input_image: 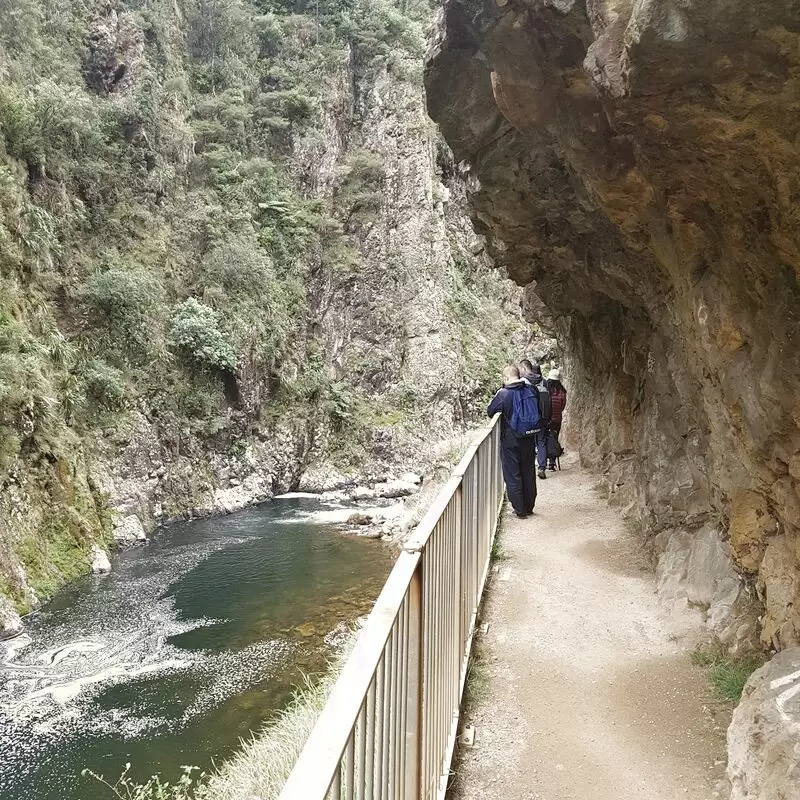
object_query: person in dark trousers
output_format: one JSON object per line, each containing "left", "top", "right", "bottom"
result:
{"left": 519, "top": 360, "right": 551, "bottom": 480}
{"left": 487, "top": 365, "right": 538, "bottom": 518}
{"left": 546, "top": 368, "right": 567, "bottom": 469}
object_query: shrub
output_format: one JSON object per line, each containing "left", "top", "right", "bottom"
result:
{"left": 344, "top": 150, "right": 386, "bottom": 187}
{"left": 181, "top": 388, "right": 219, "bottom": 419}
{"left": 80, "top": 267, "right": 162, "bottom": 350}
{"left": 169, "top": 298, "right": 237, "bottom": 372}
{"left": 338, "top": 150, "right": 385, "bottom": 222}
{"left": 82, "top": 764, "right": 201, "bottom": 800}
{"left": 201, "top": 240, "right": 275, "bottom": 296}
{"left": 79, "top": 359, "right": 127, "bottom": 411}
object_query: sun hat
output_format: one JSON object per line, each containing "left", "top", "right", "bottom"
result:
{"left": 548, "top": 368, "right": 561, "bottom": 381}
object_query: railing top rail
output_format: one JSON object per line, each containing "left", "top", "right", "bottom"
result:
{"left": 278, "top": 415, "right": 502, "bottom": 800}
{"left": 403, "top": 415, "right": 499, "bottom": 555}
{"left": 452, "top": 414, "right": 500, "bottom": 479}
{"left": 279, "top": 550, "right": 421, "bottom": 799}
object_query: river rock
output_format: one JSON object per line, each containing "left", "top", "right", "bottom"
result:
{"left": 400, "top": 472, "right": 422, "bottom": 486}
{"left": 728, "top": 648, "right": 800, "bottom": 800}
{"left": 350, "top": 486, "right": 376, "bottom": 501}
{"left": 347, "top": 513, "right": 373, "bottom": 526}
{"left": 0, "top": 595, "right": 23, "bottom": 640}
{"left": 374, "top": 480, "right": 419, "bottom": 499}
{"left": 91, "top": 545, "right": 112, "bottom": 574}
{"left": 113, "top": 514, "right": 148, "bottom": 547}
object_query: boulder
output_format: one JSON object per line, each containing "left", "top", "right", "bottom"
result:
{"left": 655, "top": 524, "right": 760, "bottom": 651}
{"left": 0, "top": 596, "right": 23, "bottom": 640}
{"left": 728, "top": 648, "right": 800, "bottom": 800}
{"left": 113, "top": 514, "right": 148, "bottom": 547}
{"left": 374, "top": 480, "right": 418, "bottom": 499}
{"left": 347, "top": 513, "right": 373, "bottom": 526}
{"left": 357, "top": 529, "right": 383, "bottom": 540}
{"left": 400, "top": 471, "right": 423, "bottom": 486}
{"left": 91, "top": 545, "right": 112, "bottom": 575}
{"left": 350, "top": 486, "right": 376, "bottom": 501}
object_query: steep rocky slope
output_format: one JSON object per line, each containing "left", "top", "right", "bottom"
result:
{"left": 425, "top": 1, "right": 800, "bottom": 793}
{"left": 0, "top": 0, "right": 536, "bottom": 633}
{"left": 426, "top": 0, "right": 800, "bottom": 651}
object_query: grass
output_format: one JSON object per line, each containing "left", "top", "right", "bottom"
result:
{"left": 691, "top": 641, "right": 765, "bottom": 703}
{"left": 197, "top": 667, "right": 338, "bottom": 799}
{"left": 490, "top": 535, "right": 509, "bottom": 563}
{"left": 489, "top": 515, "right": 509, "bottom": 563}
{"left": 463, "top": 651, "right": 490, "bottom": 706}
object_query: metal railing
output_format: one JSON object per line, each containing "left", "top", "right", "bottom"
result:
{"left": 279, "top": 415, "right": 504, "bottom": 800}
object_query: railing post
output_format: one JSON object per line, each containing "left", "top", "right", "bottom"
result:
{"left": 405, "top": 562, "right": 424, "bottom": 800}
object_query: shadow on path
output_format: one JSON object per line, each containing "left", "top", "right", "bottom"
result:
{"left": 449, "top": 455, "right": 730, "bottom": 800}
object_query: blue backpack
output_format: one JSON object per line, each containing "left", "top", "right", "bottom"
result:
{"left": 509, "top": 385, "right": 541, "bottom": 437}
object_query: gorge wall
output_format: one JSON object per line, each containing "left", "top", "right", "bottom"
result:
{"left": 0, "top": 0, "right": 537, "bottom": 633}
{"left": 425, "top": 0, "right": 800, "bottom": 653}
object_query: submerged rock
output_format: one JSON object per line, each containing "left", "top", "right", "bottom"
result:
{"left": 728, "top": 649, "right": 800, "bottom": 800}
{"left": 347, "top": 513, "right": 373, "bottom": 526}
{"left": 0, "top": 596, "right": 23, "bottom": 640}
{"left": 91, "top": 546, "right": 112, "bottom": 575}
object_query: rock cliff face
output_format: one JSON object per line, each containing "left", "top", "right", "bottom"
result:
{"left": 0, "top": 0, "right": 537, "bottom": 630}
{"left": 425, "top": 0, "right": 800, "bottom": 653}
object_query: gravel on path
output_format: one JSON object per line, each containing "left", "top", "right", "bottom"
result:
{"left": 449, "top": 455, "right": 731, "bottom": 800}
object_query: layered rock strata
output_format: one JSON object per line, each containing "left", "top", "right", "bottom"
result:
{"left": 425, "top": 0, "right": 800, "bottom": 652}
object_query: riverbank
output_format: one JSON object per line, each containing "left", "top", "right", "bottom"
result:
{"left": 0, "top": 428, "right": 475, "bottom": 642}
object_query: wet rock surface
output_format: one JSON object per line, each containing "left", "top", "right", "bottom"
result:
{"left": 425, "top": 0, "right": 800, "bottom": 648}
{"left": 90, "top": 546, "right": 111, "bottom": 575}
{"left": 0, "top": 597, "right": 22, "bottom": 641}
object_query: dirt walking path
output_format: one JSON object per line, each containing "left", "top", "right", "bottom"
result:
{"left": 450, "top": 455, "right": 730, "bottom": 800}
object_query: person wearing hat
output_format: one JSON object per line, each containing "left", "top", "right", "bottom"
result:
{"left": 546, "top": 368, "right": 567, "bottom": 470}
{"left": 518, "top": 359, "right": 551, "bottom": 480}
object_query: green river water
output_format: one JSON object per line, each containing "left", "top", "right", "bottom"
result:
{"left": 0, "top": 496, "right": 393, "bottom": 800}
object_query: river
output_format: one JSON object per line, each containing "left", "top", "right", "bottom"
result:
{"left": 0, "top": 496, "right": 395, "bottom": 800}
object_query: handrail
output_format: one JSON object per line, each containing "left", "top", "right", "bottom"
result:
{"left": 279, "top": 415, "right": 504, "bottom": 800}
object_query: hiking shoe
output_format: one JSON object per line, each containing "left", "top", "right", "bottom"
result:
{"left": 537, "top": 469, "right": 547, "bottom": 479}
{"left": 548, "top": 464, "right": 557, "bottom": 471}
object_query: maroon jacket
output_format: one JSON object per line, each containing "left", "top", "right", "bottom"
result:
{"left": 549, "top": 383, "right": 567, "bottom": 426}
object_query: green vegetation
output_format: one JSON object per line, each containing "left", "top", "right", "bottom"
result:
{"left": 0, "top": 0, "right": 529, "bottom": 609}
{"left": 691, "top": 641, "right": 765, "bottom": 703}
{"left": 82, "top": 765, "right": 202, "bottom": 800}
{"left": 464, "top": 650, "right": 490, "bottom": 705}
{"left": 446, "top": 242, "right": 526, "bottom": 416}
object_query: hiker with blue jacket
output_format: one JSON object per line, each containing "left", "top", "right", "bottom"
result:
{"left": 487, "top": 365, "right": 540, "bottom": 519}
